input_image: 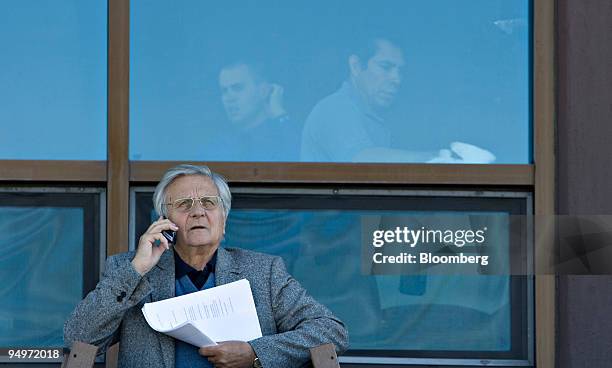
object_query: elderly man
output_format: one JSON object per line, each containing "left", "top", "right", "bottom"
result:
{"left": 64, "top": 164, "right": 348, "bottom": 367}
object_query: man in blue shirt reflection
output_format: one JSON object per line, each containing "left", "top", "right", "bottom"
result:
{"left": 301, "top": 37, "right": 495, "bottom": 163}
{"left": 301, "top": 37, "right": 414, "bottom": 162}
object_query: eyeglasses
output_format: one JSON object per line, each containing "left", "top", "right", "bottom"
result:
{"left": 164, "top": 196, "right": 222, "bottom": 213}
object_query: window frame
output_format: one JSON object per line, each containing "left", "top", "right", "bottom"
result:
{"left": 0, "top": 0, "right": 555, "bottom": 366}
{"left": 131, "top": 186, "right": 534, "bottom": 366}
{"left": 0, "top": 186, "right": 106, "bottom": 363}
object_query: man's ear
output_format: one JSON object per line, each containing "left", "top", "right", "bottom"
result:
{"left": 348, "top": 55, "right": 363, "bottom": 77}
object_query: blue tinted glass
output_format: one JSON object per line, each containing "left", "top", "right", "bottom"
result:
{"left": 0, "top": 207, "right": 84, "bottom": 347}
{"left": 131, "top": 0, "right": 530, "bottom": 163}
{"left": 0, "top": 1, "right": 107, "bottom": 160}
{"left": 224, "top": 210, "right": 511, "bottom": 351}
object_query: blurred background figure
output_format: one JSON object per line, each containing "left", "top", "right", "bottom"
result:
{"left": 215, "top": 61, "right": 301, "bottom": 161}
{"left": 301, "top": 37, "right": 408, "bottom": 162}
{"left": 216, "top": 61, "right": 303, "bottom": 275}
{"left": 301, "top": 36, "right": 495, "bottom": 163}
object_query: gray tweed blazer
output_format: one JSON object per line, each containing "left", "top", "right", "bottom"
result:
{"left": 64, "top": 247, "right": 348, "bottom": 368}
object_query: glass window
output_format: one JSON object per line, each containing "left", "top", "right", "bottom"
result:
{"left": 0, "top": 0, "right": 107, "bottom": 160}
{"left": 130, "top": 0, "right": 530, "bottom": 163}
{"left": 133, "top": 188, "right": 532, "bottom": 364}
{"left": 0, "top": 189, "right": 102, "bottom": 354}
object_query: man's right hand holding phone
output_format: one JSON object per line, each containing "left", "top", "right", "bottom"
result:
{"left": 131, "top": 216, "right": 179, "bottom": 276}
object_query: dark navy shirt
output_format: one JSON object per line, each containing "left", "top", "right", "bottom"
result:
{"left": 173, "top": 249, "right": 218, "bottom": 368}
{"left": 174, "top": 249, "right": 217, "bottom": 290}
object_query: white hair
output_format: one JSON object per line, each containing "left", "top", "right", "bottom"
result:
{"left": 152, "top": 164, "right": 231, "bottom": 219}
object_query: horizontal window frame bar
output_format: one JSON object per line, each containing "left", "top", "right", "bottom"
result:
{"left": 0, "top": 160, "right": 107, "bottom": 181}
{"left": 130, "top": 162, "right": 534, "bottom": 186}
{"left": 0, "top": 161, "right": 534, "bottom": 186}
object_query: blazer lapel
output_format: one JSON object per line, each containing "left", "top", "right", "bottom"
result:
{"left": 215, "top": 247, "right": 241, "bottom": 286}
{"left": 148, "top": 249, "right": 175, "bottom": 301}
{"left": 145, "top": 249, "right": 175, "bottom": 368}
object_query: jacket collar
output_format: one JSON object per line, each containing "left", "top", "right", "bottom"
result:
{"left": 215, "top": 246, "right": 241, "bottom": 286}
{"left": 154, "top": 247, "right": 174, "bottom": 271}
{"left": 147, "top": 246, "right": 242, "bottom": 299}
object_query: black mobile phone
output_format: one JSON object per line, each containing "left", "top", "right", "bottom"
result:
{"left": 161, "top": 229, "right": 176, "bottom": 245}
{"left": 161, "top": 217, "right": 176, "bottom": 245}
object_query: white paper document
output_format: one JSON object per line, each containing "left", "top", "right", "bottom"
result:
{"left": 141, "top": 279, "right": 263, "bottom": 347}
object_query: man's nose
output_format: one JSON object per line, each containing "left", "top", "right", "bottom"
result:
{"left": 189, "top": 201, "right": 208, "bottom": 216}
{"left": 389, "top": 68, "right": 401, "bottom": 85}
{"left": 222, "top": 92, "right": 236, "bottom": 103}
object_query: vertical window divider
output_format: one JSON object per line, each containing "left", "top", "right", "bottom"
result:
{"left": 534, "top": 0, "right": 556, "bottom": 367}
{"left": 108, "top": 0, "right": 130, "bottom": 257}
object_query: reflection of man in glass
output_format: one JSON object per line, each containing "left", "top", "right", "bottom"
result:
{"left": 347, "top": 39, "right": 403, "bottom": 114}
{"left": 301, "top": 37, "right": 408, "bottom": 162}
{"left": 301, "top": 37, "right": 495, "bottom": 163}
{"left": 217, "top": 62, "right": 300, "bottom": 161}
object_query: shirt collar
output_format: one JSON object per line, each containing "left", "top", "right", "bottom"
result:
{"left": 174, "top": 249, "right": 217, "bottom": 279}
{"left": 341, "top": 80, "right": 384, "bottom": 123}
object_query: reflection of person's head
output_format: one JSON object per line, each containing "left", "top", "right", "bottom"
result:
{"left": 349, "top": 38, "right": 405, "bottom": 111}
{"left": 219, "top": 62, "right": 272, "bottom": 127}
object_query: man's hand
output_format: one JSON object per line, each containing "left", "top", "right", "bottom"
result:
{"left": 198, "top": 341, "right": 256, "bottom": 368}
{"left": 131, "top": 216, "right": 178, "bottom": 276}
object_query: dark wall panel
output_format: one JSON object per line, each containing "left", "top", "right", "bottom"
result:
{"left": 557, "top": 1, "right": 612, "bottom": 367}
